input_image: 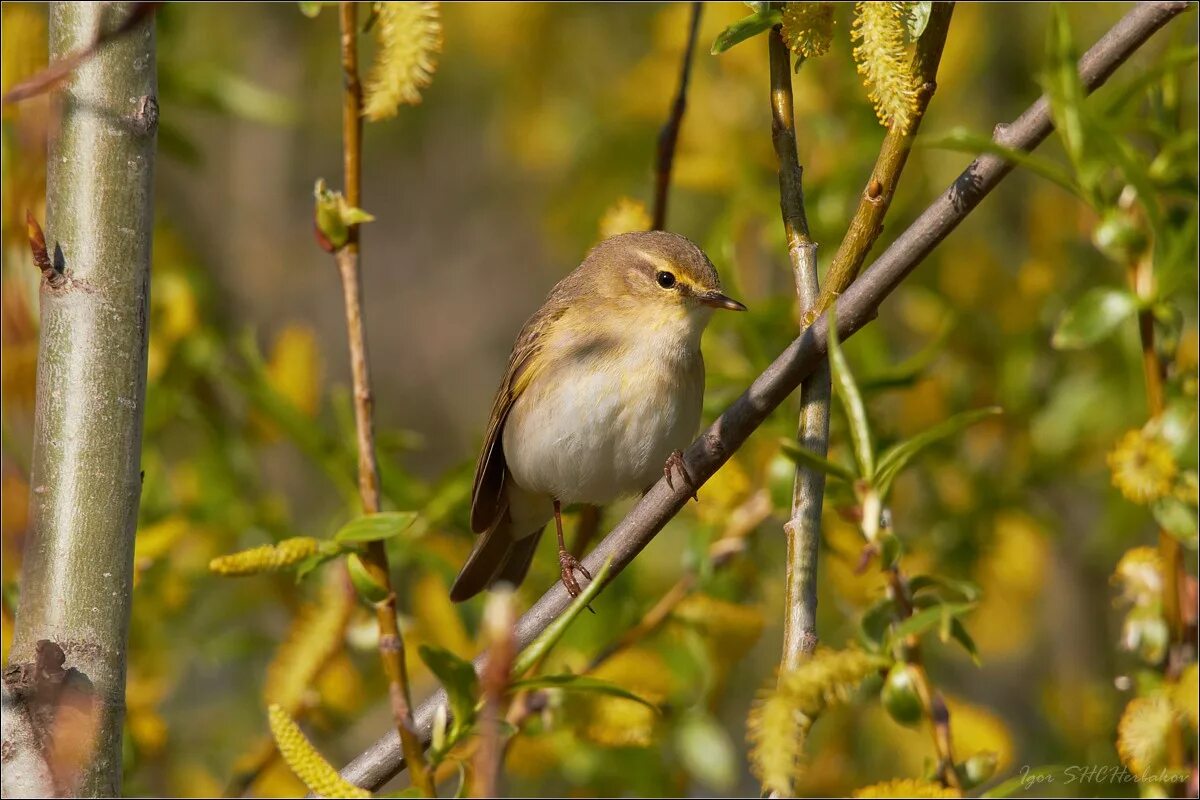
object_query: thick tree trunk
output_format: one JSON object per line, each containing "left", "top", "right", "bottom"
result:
{"left": 7, "top": 4, "right": 156, "bottom": 796}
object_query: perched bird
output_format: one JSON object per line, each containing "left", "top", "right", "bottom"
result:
{"left": 450, "top": 231, "right": 745, "bottom": 602}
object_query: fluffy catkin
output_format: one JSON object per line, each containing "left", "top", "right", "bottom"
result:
{"left": 208, "top": 537, "right": 320, "bottom": 576}
{"left": 851, "top": 2, "right": 922, "bottom": 133}
{"left": 363, "top": 2, "right": 443, "bottom": 120}
{"left": 268, "top": 705, "right": 372, "bottom": 799}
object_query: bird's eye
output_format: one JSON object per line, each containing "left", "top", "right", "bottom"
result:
{"left": 655, "top": 271, "right": 677, "bottom": 289}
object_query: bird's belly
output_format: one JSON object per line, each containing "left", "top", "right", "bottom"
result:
{"left": 503, "top": 353, "right": 701, "bottom": 505}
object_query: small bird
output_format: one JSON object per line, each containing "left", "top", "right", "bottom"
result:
{"left": 450, "top": 231, "right": 746, "bottom": 602}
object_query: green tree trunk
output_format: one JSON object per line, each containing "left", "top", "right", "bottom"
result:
{"left": 8, "top": 4, "right": 156, "bottom": 796}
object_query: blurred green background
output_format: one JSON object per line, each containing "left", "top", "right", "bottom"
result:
{"left": 1, "top": 2, "right": 1196, "bottom": 797}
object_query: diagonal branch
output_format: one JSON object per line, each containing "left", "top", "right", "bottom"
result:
{"left": 329, "top": 2, "right": 1192, "bottom": 790}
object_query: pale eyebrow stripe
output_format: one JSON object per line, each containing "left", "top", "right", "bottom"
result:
{"left": 633, "top": 249, "right": 672, "bottom": 273}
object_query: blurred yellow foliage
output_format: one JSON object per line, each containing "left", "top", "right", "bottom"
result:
{"left": 971, "top": 511, "right": 1048, "bottom": 658}
{"left": 266, "top": 325, "right": 323, "bottom": 418}
{"left": 598, "top": 197, "right": 651, "bottom": 240}
{"left": 265, "top": 574, "right": 355, "bottom": 715}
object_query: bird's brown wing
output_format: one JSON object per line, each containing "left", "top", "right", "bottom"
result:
{"left": 469, "top": 301, "right": 567, "bottom": 533}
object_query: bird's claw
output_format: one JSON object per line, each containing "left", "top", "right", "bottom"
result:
{"left": 664, "top": 449, "right": 698, "bottom": 501}
{"left": 558, "top": 550, "right": 595, "bottom": 613}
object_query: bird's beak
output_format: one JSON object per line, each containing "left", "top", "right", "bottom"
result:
{"left": 699, "top": 291, "right": 747, "bottom": 311}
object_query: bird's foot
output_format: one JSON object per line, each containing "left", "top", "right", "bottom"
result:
{"left": 664, "top": 449, "right": 698, "bottom": 501}
{"left": 558, "top": 550, "right": 595, "bottom": 612}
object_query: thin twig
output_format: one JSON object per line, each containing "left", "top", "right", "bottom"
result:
{"left": 652, "top": 1, "right": 703, "bottom": 231}
{"left": 329, "top": 5, "right": 1192, "bottom": 789}
{"left": 471, "top": 591, "right": 516, "bottom": 798}
{"left": 806, "top": 2, "right": 956, "bottom": 324}
{"left": 886, "top": 566, "right": 961, "bottom": 789}
{"left": 1, "top": 3, "right": 161, "bottom": 106}
{"left": 334, "top": 2, "right": 432, "bottom": 795}
{"left": 768, "top": 24, "right": 829, "bottom": 670}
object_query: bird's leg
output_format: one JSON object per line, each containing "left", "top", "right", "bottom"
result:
{"left": 554, "top": 499, "right": 593, "bottom": 602}
{"left": 664, "top": 449, "right": 699, "bottom": 501}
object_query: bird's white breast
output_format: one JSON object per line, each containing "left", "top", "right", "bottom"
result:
{"left": 503, "top": 317, "right": 705, "bottom": 508}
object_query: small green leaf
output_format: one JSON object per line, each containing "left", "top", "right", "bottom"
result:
{"left": 346, "top": 552, "right": 390, "bottom": 604}
{"left": 874, "top": 407, "right": 1002, "bottom": 499}
{"left": 878, "top": 532, "right": 903, "bottom": 569}
{"left": 419, "top": 645, "right": 480, "bottom": 739}
{"left": 779, "top": 439, "right": 857, "bottom": 482}
{"left": 827, "top": 304, "right": 875, "bottom": 479}
{"left": 512, "top": 557, "right": 613, "bottom": 678}
{"left": 908, "top": 574, "right": 982, "bottom": 603}
{"left": 860, "top": 598, "right": 894, "bottom": 648}
{"left": 508, "top": 674, "right": 657, "bottom": 709}
{"left": 891, "top": 601, "right": 975, "bottom": 642}
{"left": 293, "top": 541, "right": 344, "bottom": 583}
{"left": 298, "top": 1, "right": 324, "bottom": 18}
{"left": 710, "top": 8, "right": 782, "bottom": 55}
{"left": 313, "top": 178, "right": 375, "bottom": 251}
{"left": 1152, "top": 497, "right": 1198, "bottom": 546}
{"left": 904, "top": 2, "right": 933, "bottom": 39}
{"left": 1052, "top": 288, "right": 1138, "bottom": 350}
{"left": 949, "top": 618, "right": 982, "bottom": 666}
{"left": 674, "top": 712, "right": 738, "bottom": 791}
{"left": 334, "top": 511, "right": 420, "bottom": 544}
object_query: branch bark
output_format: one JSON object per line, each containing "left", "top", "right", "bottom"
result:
{"left": 7, "top": 4, "right": 156, "bottom": 796}
{"left": 330, "top": 2, "right": 1192, "bottom": 789}
{"left": 768, "top": 24, "right": 829, "bottom": 670}
{"left": 333, "top": 3, "right": 431, "bottom": 796}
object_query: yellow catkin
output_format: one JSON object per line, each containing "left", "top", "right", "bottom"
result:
{"left": 782, "top": 2, "right": 836, "bottom": 58}
{"left": 1107, "top": 428, "right": 1178, "bottom": 505}
{"left": 854, "top": 778, "right": 962, "bottom": 798}
{"left": 1116, "top": 695, "right": 1177, "bottom": 774}
{"left": 1111, "top": 546, "right": 1163, "bottom": 607}
{"left": 747, "top": 688, "right": 807, "bottom": 796}
{"left": 264, "top": 577, "right": 355, "bottom": 714}
{"left": 208, "top": 537, "right": 320, "bottom": 576}
{"left": 748, "top": 648, "right": 887, "bottom": 795}
{"left": 598, "top": 197, "right": 652, "bottom": 239}
{"left": 851, "top": 2, "right": 922, "bottom": 133}
{"left": 363, "top": 2, "right": 443, "bottom": 120}
{"left": 267, "top": 705, "right": 371, "bottom": 799}
{"left": 1172, "top": 663, "right": 1198, "bottom": 732}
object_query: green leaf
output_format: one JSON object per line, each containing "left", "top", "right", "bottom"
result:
{"left": 923, "top": 127, "right": 1082, "bottom": 198}
{"left": 710, "top": 8, "right": 782, "bottom": 55}
{"left": 874, "top": 407, "right": 1002, "bottom": 499}
{"left": 907, "top": 574, "right": 982, "bottom": 603}
{"left": 1105, "top": 45, "right": 1200, "bottom": 116}
{"left": 904, "top": 1, "right": 933, "bottom": 39}
{"left": 948, "top": 618, "right": 981, "bottom": 666}
{"left": 827, "top": 304, "right": 875, "bottom": 479}
{"left": 1051, "top": 287, "right": 1138, "bottom": 350}
{"left": 674, "top": 712, "right": 738, "bottom": 791}
{"left": 511, "top": 557, "right": 613, "bottom": 678}
{"left": 1152, "top": 497, "right": 1198, "bottom": 546}
{"left": 860, "top": 598, "right": 894, "bottom": 648}
{"left": 334, "top": 511, "right": 420, "bottom": 544}
{"left": 508, "top": 674, "right": 657, "bottom": 709}
{"left": 419, "top": 645, "right": 480, "bottom": 738}
{"left": 779, "top": 439, "right": 857, "bottom": 483}
{"left": 346, "top": 552, "right": 390, "bottom": 604}
{"left": 891, "top": 601, "right": 975, "bottom": 642}
{"left": 298, "top": 1, "right": 325, "bottom": 17}
{"left": 293, "top": 541, "right": 344, "bottom": 583}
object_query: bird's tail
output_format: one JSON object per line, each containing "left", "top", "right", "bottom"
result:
{"left": 449, "top": 510, "right": 544, "bottom": 602}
